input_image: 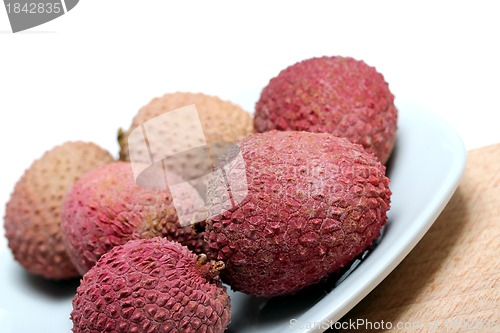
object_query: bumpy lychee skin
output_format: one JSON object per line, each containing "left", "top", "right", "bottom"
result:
{"left": 4, "top": 142, "right": 113, "bottom": 279}
{"left": 118, "top": 93, "right": 253, "bottom": 200}
{"left": 71, "top": 238, "right": 230, "bottom": 333}
{"left": 62, "top": 161, "right": 207, "bottom": 275}
{"left": 118, "top": 92, "right": 253, "bottom": 178}
{"left": 254, "top": 56, "right": 397, "bottom": 164}
{"left": 205, "top": 131, "right": 391, "bottom": 297}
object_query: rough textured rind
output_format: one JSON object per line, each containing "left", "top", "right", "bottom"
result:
{"left": 254, "top": 56, "right": 397, "bottom": 164}
{"left": 205, "top": 131, "right": 391, "bottom": 297}
{"left": 4, "top": 141, "right": 114, "bottom": 279}
{"left": 71, "top": 238, "right": 231, "bottom": 333}
{"left": 118, "top": 92, "right": 253, "bottom": 160}
{"left": 119, "top": 92, "right": 253, "bottom": 200}
{"left": 62, "top": 162, "right": 207, "bottom": 275}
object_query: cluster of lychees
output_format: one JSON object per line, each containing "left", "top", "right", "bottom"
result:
{"left": 4, "top": 56, "right": 396, "bottom": 333}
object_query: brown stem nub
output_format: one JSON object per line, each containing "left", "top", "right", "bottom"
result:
{"left": 195, "top": 254, "right": 226, "bottom": 280}
{"left": 196, "top": 254, "right": 208, "bottom": 267}
{"left": 210, "top": 260, "right": 225, "bottom": 277}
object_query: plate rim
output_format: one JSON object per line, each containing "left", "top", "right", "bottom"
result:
{"left": 289, "top": 101, "right": 467, "bottom": 333}
{"left": 0, "top": 101, "right": 467, "bottom": 333}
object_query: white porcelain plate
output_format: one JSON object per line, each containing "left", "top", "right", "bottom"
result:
{"left": 0, "top": 100, "right": 466, "bottom": 333}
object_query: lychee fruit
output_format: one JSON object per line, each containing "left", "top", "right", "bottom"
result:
{"left": 62, "top": 161, "right": 207, "bottom": 275}
{"left": 71, "top": 238, "right": 230, "bottom": 333}
{"left": 254, "top": 56, "right": 397, "bottom": 163}
{"left": 4, "top": 141, "right": 114, "bottom": 279}
{"left": 118, "top": 92, "right": 253, "bottom": 194}
{"left": 205, "top": 131, "right": 391, "bottom": 297}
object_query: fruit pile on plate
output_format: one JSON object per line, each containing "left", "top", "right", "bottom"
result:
{"left": 4, "top": 56, "right": 396, "bottom": 333}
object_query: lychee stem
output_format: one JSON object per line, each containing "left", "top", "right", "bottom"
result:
{"left": 117, "top": 128, "right": 127, "bottom": 161}
{"left": 211, "top": 261, "right": 225, "bottom": 276}
{"left": 195, "top": 254, "right": 225, "bottom": 279}
{"left": 196, "top": 253, "right": 208, "bottom": 266}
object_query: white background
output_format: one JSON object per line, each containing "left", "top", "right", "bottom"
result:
{"left": 0, "top": 1, "right": 499, "bottom": 250}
